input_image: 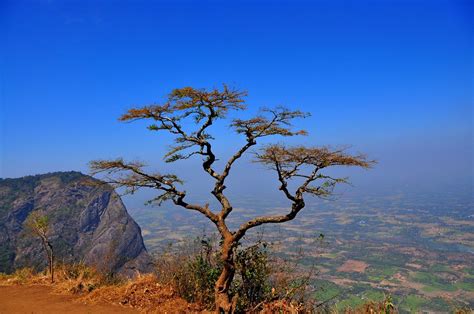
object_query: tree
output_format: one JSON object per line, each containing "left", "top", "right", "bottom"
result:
{"left": 24, "top": 211, "right": 54, "bottom": 283}
{"left": 90, "top": 85, "right": 374, "bottom": 313}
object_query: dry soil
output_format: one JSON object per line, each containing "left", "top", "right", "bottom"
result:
{"left": 0, "top": 285, "right": 138, "bottom": 314}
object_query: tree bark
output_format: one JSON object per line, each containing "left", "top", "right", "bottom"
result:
{"left": 41, "top": 239, "right": 54, "bottom": 283}
{"left": 47, "top": 242, "right": 54, "bottom": 283}
{"left": 214, "top": 240, "right": 237, "bottom": 313}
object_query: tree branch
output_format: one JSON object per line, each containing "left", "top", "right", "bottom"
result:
{"left": 232, "top": 144, "right": 376, "bottom": 240}
{"left": 213, "top": 107, "right": 309, "bottom": 218}
{"left": 233, "top": 200, "right": 305, "bottom": 241}
{"left": 93, "top": 86, "right": 375, "bottom": 249}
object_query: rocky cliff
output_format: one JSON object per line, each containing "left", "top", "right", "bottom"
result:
{"left": 0, "top": 171, "right": 153, "bottom": 276}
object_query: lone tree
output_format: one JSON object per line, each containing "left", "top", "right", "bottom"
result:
{"left": 90, "top": 85, "right": 374, "bottom": 313}
{"left": 24, "top": 211, "right": 54, "bottom": 283}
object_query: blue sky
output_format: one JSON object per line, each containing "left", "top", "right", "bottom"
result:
{"left": 1, "top": 1, "right": 472, "bottom": 203}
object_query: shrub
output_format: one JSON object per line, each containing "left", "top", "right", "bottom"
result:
{"left": 154, "top": 235, "right": 315, "bottom": 312}
{"left": 234, "top": 241, "right": 272, "bottom": 312}
{"left": 154, "top": 235, "right": 222, "bottom": 308}
{"left": 345, "top": 295, "right": 396, "bottom": 314}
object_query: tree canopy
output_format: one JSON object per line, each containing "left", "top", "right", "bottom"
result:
{"left": 90, "top": 85, "right": 374, "bottom": 312}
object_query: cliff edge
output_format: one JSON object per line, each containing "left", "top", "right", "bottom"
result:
{"left": 0, "top": 171, "right": 153, "bottom": 276}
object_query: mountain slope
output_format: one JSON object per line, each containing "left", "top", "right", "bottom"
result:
{"left": 0, "top": 171, "right": 152, "bottom": 275}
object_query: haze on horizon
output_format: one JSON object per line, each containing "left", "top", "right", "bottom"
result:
{"left": 1, "top": 1, "right": 472, "bottom": 207}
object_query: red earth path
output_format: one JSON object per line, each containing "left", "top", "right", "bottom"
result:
{"left": 0, "top": 285, "right": 138, "bottom": 314}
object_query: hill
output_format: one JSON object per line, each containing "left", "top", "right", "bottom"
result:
{"left": 0, "top": 171, "right": 152, "bottom": 276}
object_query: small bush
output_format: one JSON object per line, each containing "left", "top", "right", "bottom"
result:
{"left": 345, "top": 295, "right": 396, "bottom": 314}
{"left": 4, "top": 267, "right": 37, "bottom": 284}
{"left": 154, "top": 235, "right": 313, "bottom": 312}
{"left": 234, "top": 241, "right": 272, "bottom": 312}
{"left": 155, "top": 235, "right": 222, "bottom": 307}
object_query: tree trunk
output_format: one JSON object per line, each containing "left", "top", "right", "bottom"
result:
{"left": 47, "top": 242, "right": 54, "bottom": 283}
{"left": 214, "top": 241, "right": 237, "bottom": 313}
{"left": 42, "top": 240, "right": 54, "bottom": 283}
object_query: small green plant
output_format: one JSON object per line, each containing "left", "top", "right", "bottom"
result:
{"left": 154, "top": 235, "right": 275, "bottom": 311}
{"left": 182, "top": 251, "right": 221, "bottom": 305}
{"left": 155, "top": 235, "right": 222, "bottom": 308}
{"left": 13, "top": 267, "right": 36, "bottom": 284}
{"left": 24, "top": 211, "right": 54, "bottom": 283}
{"left": 234, "top": 241, "right": 272, "bottom": 312}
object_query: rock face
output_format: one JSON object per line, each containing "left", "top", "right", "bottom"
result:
{"left": 0, "top": 171, "right": 153, "bottom": 276}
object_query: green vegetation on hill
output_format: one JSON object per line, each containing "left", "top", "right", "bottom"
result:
{"left": 0, "top": 171, "right": 85, "bottom": 187}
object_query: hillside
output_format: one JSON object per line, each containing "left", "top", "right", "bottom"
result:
{"left": 0, "top": 171, "right": 152, "bottom": 276}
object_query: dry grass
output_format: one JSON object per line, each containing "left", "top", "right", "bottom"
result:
{"left": 0, "top": 263, "right": 400, "bottom": 313}
{"left": 260, "top": 299, "right": 310, "bottom": 313}
{"left": 81, "top": 274, "right": 205, "bottom": 313}
{"left": 0, "top": 267, "right": 43, "bottom": 285}
{"left": 0, "top": 264, "right": 203, "bottom": 313}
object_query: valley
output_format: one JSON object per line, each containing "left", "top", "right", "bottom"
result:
{"left": 129, "top": 186, "right": 474, "bottom": 313}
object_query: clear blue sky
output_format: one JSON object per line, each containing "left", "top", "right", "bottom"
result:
{"left": 1, "top": 1, "right": 472, "bottom": 201}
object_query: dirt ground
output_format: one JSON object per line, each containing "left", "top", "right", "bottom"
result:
{"left": 0, "top": 285, "right": 138, "bottom": 314}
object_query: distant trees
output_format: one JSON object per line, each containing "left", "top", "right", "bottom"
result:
{"left": 90, "top": 85, "right": 374, "bottom": 313}
{"left": 24, "top": 211, "right": 54, "bottom": 283}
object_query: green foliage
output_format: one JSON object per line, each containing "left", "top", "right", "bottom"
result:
{"left": 23, "top": 211, "right": 50, "bottom": 239}
{"left": 398, "top": 295, "right": 452, "bottom": 313}
{"left": 176, "top": 241, "right": 221, "bottom": 306}
{"left": 366, "top": 265, "right": 399, "bottom": 282}
{"left": 411, "top": 271, "right": 458, "bottom": 292}
{"left": 5, "top": 267, "right": 37, "bottom": 284}
{"left": 234, "top": 241, "right": 272, "bottom": 312}
{"left": 455, "top": 279, "right": 474, "bottom": 292}
{"left": 166, "top": 236, "right": 222, "bottom": 307}
{"left": 48, "top": 206, "right": 74, "bottom": 220}
{"left": 382, "top": 295, "right": 395, "bottom": 313}
{"left": 462, "top": 267, "right": 474, "bottom": 278}
{"left": 57, "top": 171, "right": 83, "bottom": 184}
{"left": 429, "top": 264, "right": 450, "bottom": 272}
{"left": 0, "top": 177, "right": 36, "bottom": 219}
{"left": 400, "top": 295, "right": 428, "bottom": 312}
{"left": 0, "top": 243, "right": 14, "bottom": 273}
{"left": 0, "top": 172, "right": 82, "bottom": 197}
{"left": 155, "top": 236, "right": 275, "bottom": 312}
{"left": 313, "top": 279, "right": 341, "bottom": 303}
{"left": 362, "top": 290, "right": 385, "bottom": 301}
{"left": 335, "top": 293, "right": 396, "bottom": 313}
{"left": 356, "top": 295, "right": 395, "bottom": 314}
{"left": 172, "top": 238, "right": 274, "bottom": 311}
{"left": 61, "top": 262, "right": 96, "bottom": 280}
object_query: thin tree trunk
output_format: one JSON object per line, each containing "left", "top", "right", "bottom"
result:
{"left": 47, "top": 242, "right": 54, "bottom": 283}
{"left": 214, "top": 241, "right": 237, "bottom": 313}
{"left": 41, "top": 239, "right": 54, "bottom": 283}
